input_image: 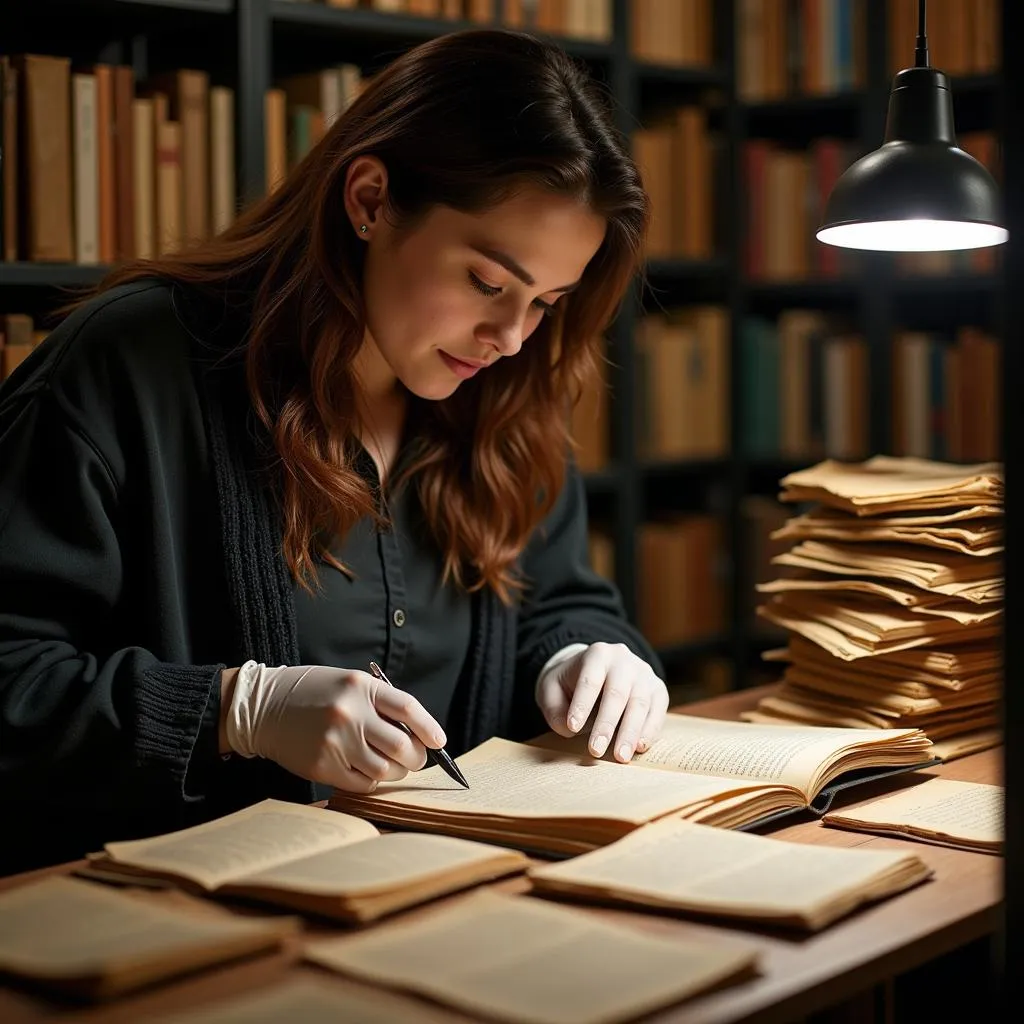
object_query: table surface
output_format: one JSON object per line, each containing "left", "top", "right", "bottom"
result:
{"left": 0, "top": 684, "right": 1004, "bottom": 1024}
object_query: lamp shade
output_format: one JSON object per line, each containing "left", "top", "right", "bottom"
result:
{"left": 817, "top": 67, "right": 1007, "bottom": 251}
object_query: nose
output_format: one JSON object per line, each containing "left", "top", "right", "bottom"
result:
{"left": 480, "top": 309, "right": 527, "bottom": 359}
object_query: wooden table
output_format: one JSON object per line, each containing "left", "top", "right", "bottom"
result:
{"left": 0, "top": 684, "right": 1003, "bottom": 1023}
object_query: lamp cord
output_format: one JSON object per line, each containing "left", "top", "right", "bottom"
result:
{"left": 915, "top": 0, "right": 929, "bottom": 67}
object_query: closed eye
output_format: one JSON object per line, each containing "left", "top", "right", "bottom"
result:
{"left": 468, "top": 271, "right": 557, "bottom": 318}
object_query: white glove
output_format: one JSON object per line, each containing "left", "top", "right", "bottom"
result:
{"left": 224, "top": 661, "right": 447, "bottom": 793}
{"left": 535, "top": 642, "right": 669, "bottom": 763}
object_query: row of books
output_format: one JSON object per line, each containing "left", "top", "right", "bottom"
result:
{"left": 742, "top": 315, "right": 1002, "bottom": 464}
{"left": 569, "top": 310, "right": 1002, "bottom": 472}
{"left": 569, "top": 306, "right": 729, "bottom": 471}
{"left": 737, "top": 0, "right": 866, "bottom": 101}
{"left": 635, "top": 308, "right": 729, "bottom": 461}
{"left": 0, "top": 56, "right": 233, "bottom": 265}
{"left": 637, "top": 514, "right": 727, "bottom": 647}
{"left": 891, "top": 327, "right": 1001, "bottom": 464}
{"left": 1, "top": 49, "right": 1001, "bottom": 280}
{"left": 744, "top": 137, "right": 855, "bottom": 281}
{"left": 634, "top": 108, "right": 720, "bottom": 261}
{"left": 738, "top": 0, "right": 1000, "bottom": 104}
{"left": 887, "top": 0, "right": 1000, "bottom": 77}
{"left": 630, "top": 0, "right": 713, "bottom": 67}
{"left": 266, "top": 65, "right": 365, "bottom": 191}
{"left": 742, "top": 312, "right": 869, "bottom": 462}
{"left": 281, "top": 0, "right": 614, "bottom": 42}
{"left": 590, "top": 493, "right": 790, "bottom": 646}
{"left": 744, "top": 133, "right": 998, "bottom": 281}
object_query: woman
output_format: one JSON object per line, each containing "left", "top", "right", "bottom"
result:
{"left": 0, "top": 29, "right": 667, "bottom": 874}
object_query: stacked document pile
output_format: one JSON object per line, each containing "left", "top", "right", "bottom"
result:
{"left": 746, "top": 456, "right": 1003, "bottom": 761}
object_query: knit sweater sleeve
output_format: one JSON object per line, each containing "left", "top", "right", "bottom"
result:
{"left": 514, "top": 461, "right": 664, "bottom": 703}
{"left": 0, "top": 381, "right": 221, "bottom": 814}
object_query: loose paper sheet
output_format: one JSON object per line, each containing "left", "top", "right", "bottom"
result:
{"left": 929, "top": 729, "right": 1002, "bottom": 761}
{"left": 779, "top": 456, "right": 1002, "bottom": 514}
{"left": 306, "top": 891, "right": 758, "bottom": 1024}
{"left": 0, "top": 877, "right": 285, "bottom": 977}
{"left": 824, "top": 778, "right": 1003, "bottom": 851}
{"left": 772, "top": 510, "right": 1003, "bottom": 555}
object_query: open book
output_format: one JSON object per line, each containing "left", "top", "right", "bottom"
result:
{"left": 305, "top": 890, "right": 759, "bottom": 1024}
{"left": 822, "top": 777, "right": 1003, "bottom": 854}
{"left": 0, "top": 876, "right": 296, "bottom": 1000}
{"left": 82, "top": 799, "right": 527, "bottom": 923}
{"left": 528, "top": 818, "right": 932, "bottom": 932}
{"left": 328, "top": 714, "right": 936, "bottom": 857}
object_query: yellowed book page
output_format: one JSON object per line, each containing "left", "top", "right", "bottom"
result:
{"left": 758, "top": 575, "right": 943, "bottom": 607}
{"left": 777, "top": 592, "right": 1001, "bottom": 633}
{"left": 152, "top": 978, "right": 452, "bottom": 1023}
{"left": 771, "top": 511, "right": 1002, "bottom": 555}
{"left": 757, "top": 600, "right": 944, "bottom": 660}
{"left": 786, "top": 540, "right": 1000, "bottom": 585}
{"left": 772, "top": 550, "right": 1001, "bottom": 603}
{"left": 337, "top": 737, "right": 758, "bottom": 824}
{"left": 529, "top": 818, "right": 931, "bottom": 930}
{"left": 105, "top": 799, "right": 379, "bottom": 890}
{"left": 306, "top": 891, "right": 758, "bottom": 1024}
{"left": 782, "top": 673, "right": 998, "bottom": 715}
{"left": 768, "top": 595, "right": 980, "bottom": 640}
{"left": 823, "top": 778, "right": 1004, "bottom": 851}
{"left": 930, "top": 729, "right": 1002, "bottom": 761}
{"left": 773, "top": 529, "right": 1001, "bottom": 557}
{"left": 776, "top": 504, "right": 1002, "bottom": 528}
{"left": 0, "top": 877, "right": 288, "bottom": 981}
{"left": 779, "top": 456, "right": 1002, "bottom": 506}
{"left": 236, "top": 832, "right": 525, "bottom": 896}
{"left": 544, "top": 713, "right": 929, "bottom": 799}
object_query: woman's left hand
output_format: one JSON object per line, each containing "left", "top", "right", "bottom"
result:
{"left": 535, "top": 642, "right": 669, "bottom": 763}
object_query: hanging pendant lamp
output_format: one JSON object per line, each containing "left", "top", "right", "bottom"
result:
{"left": 816, "top": 0, "right": 1007, "bottom": 252}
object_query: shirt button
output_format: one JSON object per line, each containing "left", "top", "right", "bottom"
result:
{"left": 393, "top": 608, "right": 406, "bottom": 628}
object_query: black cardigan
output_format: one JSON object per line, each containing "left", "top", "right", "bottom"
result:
{"left": 0, "top": 281, "right": 661, "bottom": 873}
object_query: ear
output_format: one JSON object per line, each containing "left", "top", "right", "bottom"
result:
{"left": 343, "top": 155, "right": 389, "bottom": 239}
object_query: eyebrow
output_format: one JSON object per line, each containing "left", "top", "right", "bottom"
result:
{"left": 471, "top": 245, "right": 581, "bottom": 294}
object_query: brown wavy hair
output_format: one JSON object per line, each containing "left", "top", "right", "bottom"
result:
{"left": 82, "top": 29, "right": 648, "bottom": 603}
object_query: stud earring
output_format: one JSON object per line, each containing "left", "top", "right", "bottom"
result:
{"left": 359, "top": 224, "right": 368, "bottom": 234}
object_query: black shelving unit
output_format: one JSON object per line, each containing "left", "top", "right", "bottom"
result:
{"left": 0, "top": 0, "right": 1003, "bottom": 689}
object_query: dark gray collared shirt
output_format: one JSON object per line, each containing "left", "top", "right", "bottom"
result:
{"left": 293, "top": 445, "right": 472, "bottom": 731}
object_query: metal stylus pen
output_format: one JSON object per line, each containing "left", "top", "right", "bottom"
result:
{"left": 369, "top": 661, "right": 470, "bottom": 789}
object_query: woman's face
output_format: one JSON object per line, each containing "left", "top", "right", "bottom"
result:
{"left": 360, "top": 186, "right": 607, "bottom": 400}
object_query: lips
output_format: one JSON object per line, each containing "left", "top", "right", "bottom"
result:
{"left": 440, "top": 351, "right": 490, "bottom": 379}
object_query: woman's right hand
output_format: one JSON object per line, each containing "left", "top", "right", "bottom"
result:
{"left": 219, "top": 662, "right": 447, "bottom": 793}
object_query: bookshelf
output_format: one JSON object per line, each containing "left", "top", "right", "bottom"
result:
{"left": 0, "top": 0, "right": 1003, "bottom": 694}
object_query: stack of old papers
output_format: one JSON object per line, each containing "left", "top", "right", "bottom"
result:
{"left": 747, "top": 456, "right": 1002, "bottom": 761}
